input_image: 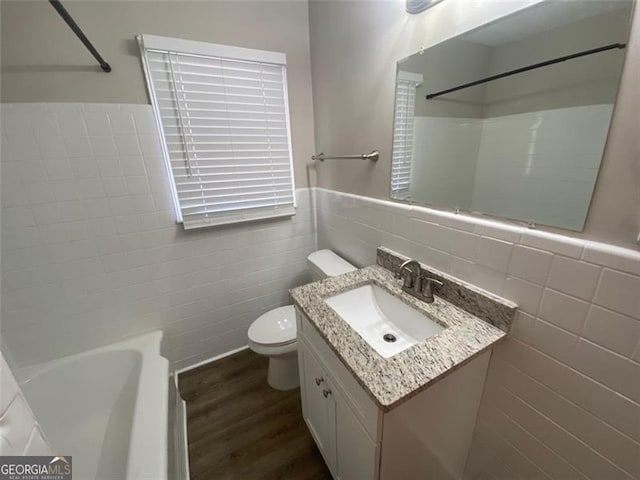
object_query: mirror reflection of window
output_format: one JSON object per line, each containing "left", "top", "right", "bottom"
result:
{"left": 391, "top": 0, "right": 633, "bottom": 231}
{"left": 391, "top": 72, "right": 422, "bottom": 198}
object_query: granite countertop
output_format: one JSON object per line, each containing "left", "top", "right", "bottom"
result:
{"left": 290, "top": 264, "right": 510, "bottom": 411}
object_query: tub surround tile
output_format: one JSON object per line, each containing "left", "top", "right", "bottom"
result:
{"left": 290, "top": 261, "right": 512, "bottom": 411}
{"left": 1, "top": 103, "right": 317, "bottom": 369}
{"left": 23, "top": 427, "right": 52, "bottom": 456}
{"left": 0, "top": 353, "right": 52, "bottom": 456}
{"left": 0, "top": 396, "right": 34, "bottom": 455}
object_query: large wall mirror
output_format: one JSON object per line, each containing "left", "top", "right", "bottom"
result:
{"left": 390, "top": 0, "right": 634, "bottom": 231}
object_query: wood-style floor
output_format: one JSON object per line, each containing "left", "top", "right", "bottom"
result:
{"left": 179, "top": 349, "right": 331, "bottom": 480}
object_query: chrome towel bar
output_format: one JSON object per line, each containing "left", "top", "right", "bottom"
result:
{"left": 312, "top": 150, "right": 379, "bottom": 162}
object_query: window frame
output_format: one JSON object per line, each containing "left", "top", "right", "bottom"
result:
{"left": 137, "top": 34, "right": 297, "bottom": 229}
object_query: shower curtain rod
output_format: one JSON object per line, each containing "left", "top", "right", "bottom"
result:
{"left": 49, "top": 0, "right": 112, "bottom": 72}
{"left": 426, "top": 42, "right": 626, "bottom": 100}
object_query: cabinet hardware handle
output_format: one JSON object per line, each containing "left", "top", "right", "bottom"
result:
{"left": 315, "top": 377, "right": 324, "bottom": 386}
{"left": 322, "top": 388, "right": 332, "bottom": 398}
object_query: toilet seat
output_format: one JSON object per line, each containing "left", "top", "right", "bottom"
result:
{"left": 248, "top": 305, "right": 297, "bottom": 347}
{"left": 247, "top": 249, "right": 356, "bottom": 390}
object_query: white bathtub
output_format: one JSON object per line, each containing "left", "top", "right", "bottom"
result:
{"left": 18, "top": 331, "right": 169, "bottom": 480}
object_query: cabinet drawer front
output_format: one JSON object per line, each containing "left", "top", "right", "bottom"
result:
{"left": 297, "top": 309, "right": 382, "bottom": 442}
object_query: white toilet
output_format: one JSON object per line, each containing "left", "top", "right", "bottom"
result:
{"left": 247, "top": 249, "right": 357, "bottom": 390}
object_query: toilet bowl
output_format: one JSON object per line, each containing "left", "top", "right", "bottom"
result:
{"left": 248, "top": 305, "right": 298, "bottom": 390}
{"left": 247, "top": 250, "right": 357, "bottom": 390}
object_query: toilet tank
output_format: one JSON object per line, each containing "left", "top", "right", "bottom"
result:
{"left": 307, "top": 250, "right": 357, "bottom": 281}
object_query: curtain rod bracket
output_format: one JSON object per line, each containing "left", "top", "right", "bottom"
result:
{"left": 49, "top": 0, "right": 112, "bottom": 73}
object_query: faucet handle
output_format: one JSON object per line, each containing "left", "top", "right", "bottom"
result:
{"left": 397, "top": 269, "right": 413, "bottom": 288}
{"left": 422, "top": 277, "right": 443, "bottom": 297}
{"left": 425, "top": 278, "right": 443, "bottom": 288}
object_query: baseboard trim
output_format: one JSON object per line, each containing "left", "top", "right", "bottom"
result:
{"left": 175, "top": 345, "right": 250, "bottom": 376}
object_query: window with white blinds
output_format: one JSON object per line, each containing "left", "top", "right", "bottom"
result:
{"left": 390, "top": 71, "right": 422, "bottom": 198}
{"left": 137, "top": 35, "right": 296, "bottom": 229}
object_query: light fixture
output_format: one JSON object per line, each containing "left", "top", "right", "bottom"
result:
{"left": 406, "top": 0, "right": 446, "bottom": 14}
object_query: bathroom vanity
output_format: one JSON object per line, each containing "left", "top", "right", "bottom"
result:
{"left": 290, "top": 247, "right": 516, "bottom": 480}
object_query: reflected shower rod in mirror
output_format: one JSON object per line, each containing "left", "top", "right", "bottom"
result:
{"left": 426, "top": 42, "right": 626, "bottom": 100}
{"left": 312, "top": 151, "right": 379, "bottom": 162}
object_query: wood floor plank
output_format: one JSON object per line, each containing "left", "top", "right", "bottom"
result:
{"left": 179, "top": 349, "right": 331, "bottom": 479}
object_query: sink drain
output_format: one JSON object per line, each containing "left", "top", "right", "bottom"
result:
{"left": 383, "top": 333, "right": 397, "bottom": 343}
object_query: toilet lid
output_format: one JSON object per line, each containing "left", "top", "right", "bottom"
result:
{"left": 307, "top": 249, "right": 357, "bottom": 277}
{"left": 248, "top": 305, "right": 297, "bottom": 346}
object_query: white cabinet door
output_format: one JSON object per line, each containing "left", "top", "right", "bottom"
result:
{"left": 334, "top": 387, "right": 379, "bottom": 480}
{"left": 298, "top": 326, "right": 378, "bottom": 480}
{"left": 300, "top": 342, "right": 336, "bottom": 472}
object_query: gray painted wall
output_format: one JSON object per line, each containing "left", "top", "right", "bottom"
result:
{"left": 403, "top": 39, "right": 491, "bottom": 118}
{"left": 0, "top": 0, "right": 316, "bottom": 189}
{"left": 309, "top": 0, "right": 640, "bottom": 249}
{"left": 1, "top": 0, "right": 638, "bottom": 248}
{"left": 482, "top": 7, "right": 630, "bottom": 117}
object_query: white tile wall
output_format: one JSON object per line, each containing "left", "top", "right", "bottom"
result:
{"left": 538, "top": 289, "right": 590, "bottom": 335}
{"left": 471, "top": 105, "right": 613, "bottom": 231}
{"left": 476, "top": 236, "right": 512, "bottom": 273}
{"left": 0, "top": 352, "right": 52, "bottom": 455}
{"left": 508, "top": 245, "right": 553, "bottom": 285}
{"left": 2, "top": 103, "right": 638, "bottom": 476}
{"left": 315, "top": 187, "right": 640, "bottom": 480}
{"left": 410, "top": 116, "right": 482, "bottom": 210}
{"left": 1, "top": 103, "right": 317, "bottom": 370}
{"left": 407, "top": 105, "right": 613, "bottom": 231}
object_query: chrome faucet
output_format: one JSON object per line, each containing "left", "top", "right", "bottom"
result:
{"left": 396, "top": 260, "right": 422, "bottom": 293}
{"left": 395, "top": 259, "right": 443, "bottom": 303}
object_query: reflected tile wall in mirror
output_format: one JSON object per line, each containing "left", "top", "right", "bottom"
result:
{"left": 390, "top": 0, "right": 634, "bottom": 231}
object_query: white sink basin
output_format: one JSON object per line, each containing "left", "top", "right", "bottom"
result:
{"left": 324, "top": 284, "right": 445, "bottom": 358}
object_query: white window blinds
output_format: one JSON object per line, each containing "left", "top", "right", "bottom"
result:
{"left": 391, "top": 71, "right": 422, "bottom": 198}
{"left": 138, "top": 35, "right": 296, "bottom": 229}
